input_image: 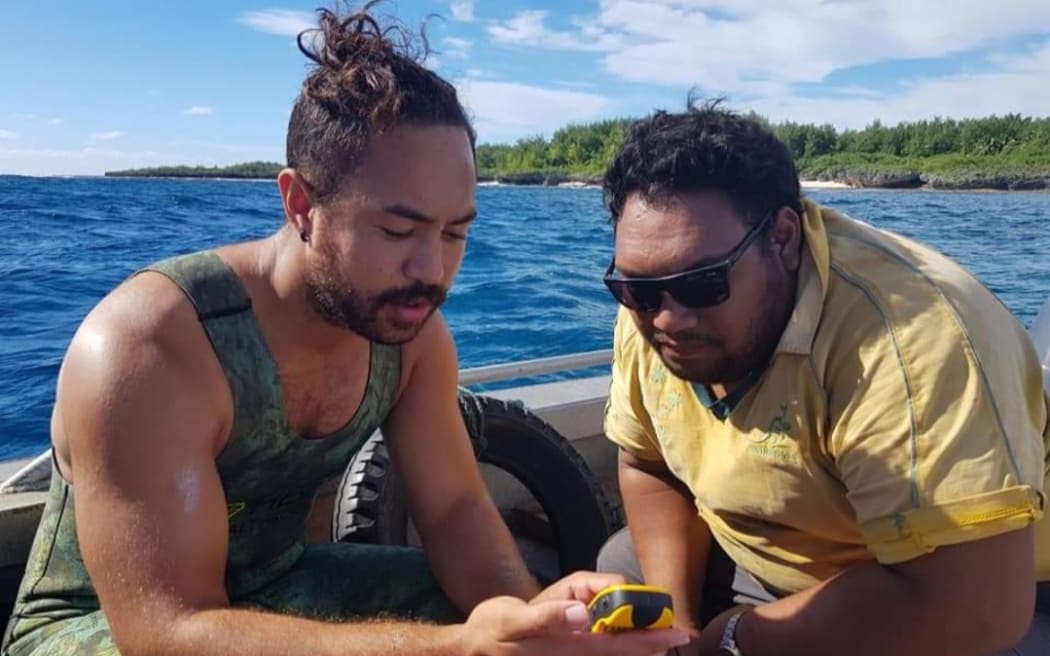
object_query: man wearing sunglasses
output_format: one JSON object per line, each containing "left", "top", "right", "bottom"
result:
{"left": 596, "top": 102, "right": 1050, "bottom": 656}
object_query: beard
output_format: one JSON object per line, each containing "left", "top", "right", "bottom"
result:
{"left": 644, "top": 265, "right": 793, "bottom": 386}
{"left": 649, "top": 324, "right": 771, "bottom": 385}
{"left": 304, "top": 247, "right": 447, "bottom": 345}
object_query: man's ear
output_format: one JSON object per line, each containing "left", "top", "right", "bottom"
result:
{"left": 770, "top": 206, "right": 802, "bottom": 271}
{"left": 277, "top": 169, "right": 314, "bottom": 241}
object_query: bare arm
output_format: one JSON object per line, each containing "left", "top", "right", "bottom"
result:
{"left": 56, "top": 281, "right": 487, "bottom": 656}
{"left": 383, "top": 312, "right": 539, "bottom": 610}
{"left": 697, "top": 527, "right": 1035, "bottom": 656}
{"left": 619, "top": 448, "right": 713, "bottom": 638}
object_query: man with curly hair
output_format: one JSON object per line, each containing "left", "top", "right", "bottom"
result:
{"left": 0, "top": 4, "right": 689, "bottom": 656}
{"left": 597, "top": 101, "right": 1050, "bottom": 655}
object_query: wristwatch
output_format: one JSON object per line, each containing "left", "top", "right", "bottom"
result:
{"left": 718, "top": 609, "right": 747, "bottom": 656}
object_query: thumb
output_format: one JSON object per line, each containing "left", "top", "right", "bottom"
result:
{"left": 504, "top": 600, "right": 591, "bottom": 639}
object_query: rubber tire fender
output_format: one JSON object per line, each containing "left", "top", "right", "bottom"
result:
{"left": 332, "top": 389, "right": 622, "bottom": 575}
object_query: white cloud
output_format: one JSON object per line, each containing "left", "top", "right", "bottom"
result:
{"left": 490, "top": 1, "right": 1050, "bottom": 97}
{"left": 238, "top": 9, "right": 315, "bottom": 37}
{"left": 442, "top": 37, "right": 472, "bottom": 60}
{"left": 184, "top": 106, "right": 214, "bottom": 116}
{"left": 89, "top": 131, "right": 124, "bottom": 143}
{"left": 450, "top": 1, "right": 475, "bottom": 22}
{"left": 751, "top": 42, "right": 1050, "bottom": 129}
{"left": 484, "top": 1, "right": 1050, "bottom": 129}
{"left": 0, "top": 130, "right": 17, "bottom": 139}
{"left": 555, "top": 80, "right": 597, "bottom": 90}
{"left": 0, "top": 146, "right": 157, "bottom": 176}
{"left": 165, "top": 139, "right": 278, "bottom": 157}
{"left": 1, "top": 138, "right": 281, "bottom": 177}
{"left": 456, "top": 80, "right": 613, "bottom": 143}
{"left": 0, "top": 115, "right": 62, "bottom": 130}
{"left": 489, "top": 11, "right": 621, "bottom": 52}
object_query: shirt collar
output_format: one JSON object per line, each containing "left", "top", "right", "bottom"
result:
{"left": 691, "top": 367, "right": 763, "bottom": 421}
{"left": 775, "top": 198, "right": 831, "bottom": 356}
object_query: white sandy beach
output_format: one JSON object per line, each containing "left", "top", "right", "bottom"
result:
{"left": 802, "top": 177, "right": 852, "bottom": 187}
{"left": 800, "top": 179, "right": 852, "bottom": 189}
{"left": 480, "top": 179, "right": 854, "bottom": 189}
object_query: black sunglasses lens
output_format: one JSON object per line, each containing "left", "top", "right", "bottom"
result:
{"left": 606, "top": 280, "right": 661, "bottom": 312}
{"left": 671, "top": 279, "right": 729, "bottom": 308}
{"left": 605, "top": 264, "right": 731, "bottom": 311}
{"left": 666, "top": 265, "right": 730, "bottom": 308}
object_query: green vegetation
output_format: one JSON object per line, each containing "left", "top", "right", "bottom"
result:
{"left": 476, "top": 113, "right": 1050, "bottom": 190}
{"left": 105, "top": 161, "right": 283, "bottom": 179}
{"left": 105, "top": 114, "right": 1050, "bottom": 190}
{"left": 477, "top": 118, "right": 629, "bottom": 177}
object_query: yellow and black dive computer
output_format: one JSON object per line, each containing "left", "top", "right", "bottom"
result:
{"left": 588, "top": 584, "right": 674, "bottom": 633}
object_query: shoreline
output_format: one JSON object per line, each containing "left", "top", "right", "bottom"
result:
{"left": 89, "top": 170, "right": 1050, "bottom": 192}
{"left": 478, "top": 178, "right": 853, "bottom": 190}
{"left": 477, "top": 174, "right": 1048, "bottom": 193}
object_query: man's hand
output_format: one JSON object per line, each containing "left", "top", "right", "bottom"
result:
{"left": 462, "top": 594, "right": 691, "bottom": 656}
{"left": 529, "top": 570, "right": 630, "bottom": 606}
{"left": 669, "top": 627, "right": 703, "bottom": 656}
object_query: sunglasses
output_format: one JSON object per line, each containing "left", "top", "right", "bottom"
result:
{"left": 603, "top": 211, "right": 775, "bottom": 312}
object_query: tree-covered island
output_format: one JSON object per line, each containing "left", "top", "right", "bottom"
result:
{"left": 107, "top": 114, "right": 1050, "bottom": 191}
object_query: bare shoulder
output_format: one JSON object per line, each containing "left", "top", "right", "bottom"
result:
{"left": 395, "top": 310, "right": 457, "bottom": 397}
{"left": 77, "top": 270, "right": 203, "bottom": 355}
{"left": 52, "top": 271, "right": 233, "bottom": 478}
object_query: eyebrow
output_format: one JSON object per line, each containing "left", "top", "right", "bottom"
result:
{"left": 383, "top": 203, "right": 477, "bottom": 226}
{"left": 614, "top": 219, "right": 767, "bottom": 278}
{"left": 613, "top": 249, "right": 730, "bottom": 279}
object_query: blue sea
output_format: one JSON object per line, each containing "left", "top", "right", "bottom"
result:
{"left": 1, "top": 176, "right": 1049, "bottom": 460}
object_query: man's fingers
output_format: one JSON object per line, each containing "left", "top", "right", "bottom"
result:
{"left": 571, "top": 571, "right": 627, "bottom": 601}
{"left": 542, "top": 628, "right": 692, "bottom": 656}
{"left": 598, "top": 628, "right": 692, "bottom": 655}
{"left": 489, "top": 598, "right": 690, "bottom": 656}
{"left": 504, "top": 600, "right": 592, "bottom": 639}
{"left": 532, "top": 571, "right": 629, "bottom": 605}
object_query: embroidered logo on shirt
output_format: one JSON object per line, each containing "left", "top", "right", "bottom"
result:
{"left": 655, "top": 389, "right": 683, "bottom": 422}
{"left": 747, "top": 404, "right": 800, "bottom": 464}
{"left": 227, "top": 501, "right": 247, "bottom": 520}
{"left": 650, "top": 363, "right": 668, "bottom": 385}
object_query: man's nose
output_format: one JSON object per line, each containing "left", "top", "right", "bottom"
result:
{"left": 649, "top": 293, "right": 700, "bottom": 335}
{"left": 404, "top": 242, "right": 444, "bottom": 286}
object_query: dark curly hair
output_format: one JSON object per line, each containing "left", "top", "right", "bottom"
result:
{"left": 603, "top": 99, "right": 801, "bottom": 230}
{"left": 287, "top": 1, "right": 475, "bottom": 200}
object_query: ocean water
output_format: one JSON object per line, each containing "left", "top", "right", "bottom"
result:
{"left": 1, "top": 176, "right": 1048, "bottom": 460}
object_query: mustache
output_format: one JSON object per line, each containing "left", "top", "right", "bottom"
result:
{"left": 375, "top": 282, "right": 447, "bottom": 308}
{"left": 651, "top": 331, "right": 721, "bottom": 348}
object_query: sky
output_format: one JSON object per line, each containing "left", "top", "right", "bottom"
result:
{"left": 1, "top": 0, "right": 1048, "bottom": 176}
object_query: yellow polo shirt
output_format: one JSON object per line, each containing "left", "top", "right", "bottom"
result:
{"left": 605, "top": 199, "right": 1050, "bottom": 595}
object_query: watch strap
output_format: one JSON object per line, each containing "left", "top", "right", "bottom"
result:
{"left": 719, "top": 609, "right": 747, "bottom": 656}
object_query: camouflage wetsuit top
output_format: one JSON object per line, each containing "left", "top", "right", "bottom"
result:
{"left": 2, "top": 252, "right": 458, "bottom": 656}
